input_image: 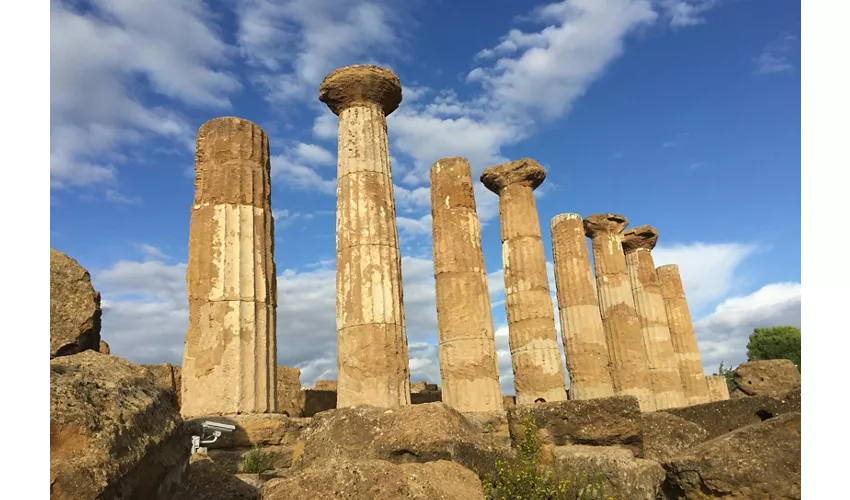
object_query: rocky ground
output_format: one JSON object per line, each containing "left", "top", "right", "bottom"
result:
{"left": 50, "top": 248, "right": 802, "bottom": 499}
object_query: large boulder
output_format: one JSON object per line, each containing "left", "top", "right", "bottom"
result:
{"left": 262, "top": 459, "right": 485, "bottom": 500}
{"left": 662, "top": 391, "right": 801, "bottom": 439}
{"left": 172, "top": 454, "right": 259, "bottom": 500}
{"left": 50, "top": 351, "right": 189, "bottom": 499}
{"left": 141, "top": 363, "right": 182, "bottom": 409}
{"left": 662, "top": 412, "right": 801, "bottom": 499}
{"left": 734, "top": 359, "right": 801, "bottom": 397}
{"left": 292, "top": 403, "right": 509, "bottom": 476}
{"left": 641, "top": 411, "right": 710, "bottom": 461}
{"left": 50, "top": 249, "right": 101, "bottom": 358}
{"left": 550, "top": 445, "right": 666, "bottom": 500}
{"left": 506, "top": 396, "right": 643, "bottom": 455}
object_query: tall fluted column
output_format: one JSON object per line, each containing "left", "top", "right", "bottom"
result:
{"left": 182, "top": 116, "right": 278, "bottom": 418}
{"left": 657, "top": 264, "right": 711, "bottom": 405}
{"left": 431, "top": 157, "right": 503, "bottom": 412}
{"left": 550, "top": 214, "right": 615, "bottom": 400}
{"left": 584, "top": 214, "right": 655, "bottom": 412}
{"left": 706, "top": 375, "right": 731, "bottom": 402}
{"left": 622, "top": 226, "right": 686, "bottom": 410}
{"left": 319, "top": 65, "right": 410, "bottom": 408}
{"left": 481, "top": 159, "right": 566, "bottom": 405}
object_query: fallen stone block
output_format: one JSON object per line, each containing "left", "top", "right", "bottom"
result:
{"left": 641, "top": 411, "right": 710, "bottom": 461}
{"left": 662, "top": 412, "right": 801, "bottom": 499}
{"left": 172, "top": 453, "right": 259, "bottom": 500}
{"left": 550, "top": 445, "right": 666, "bottom": 500}
{"left": 50, "top": 249, "right": 102, "bottom": 358}
{"left": 507, "top": 396, "right": 643, "bottom": 456}
{"left": 262, "top": 459, "right": 485, "bottom": 500}
{"left": 662, "top": 392, "right": 800, "bottom": 439}
{"left": 292, "top": 402, "right": 510, "bottom": 477}
{"left": 50, "top": 351, "right": 189, "bottom": 500}
{"left": 734, "top": 359, "right": 801, "bottom": 397}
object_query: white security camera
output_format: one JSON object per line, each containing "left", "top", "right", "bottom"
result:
{"left": 202, "top": 421, "right": 236, "bottom": 432}
{"left": 192, "top": 420, "right": 237, "bottom": 454}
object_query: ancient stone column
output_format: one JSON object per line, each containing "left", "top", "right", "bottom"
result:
{"left": 431, "top": 157, "right": 503, "bottom": 412}
{"left": 319, "top": 65, "right": 410, "bottom": 408}
{"left": 182, "top": 116, "right": 278, "bottom": 418}
{"left": 481, "top": 159, "right": 566, "bottom": 405}
{"left": 583, "top": 214, "right": 655, "bottom": 412}
{"left": 706, "top": 375, "right": 731, "bottom": 402}
{"left": 550, "top": 213, "right": 615, "bottom": 400}
{"left": 622, "top": 226, "right": 686, "bottom": 410}
{"left": 656, "top": 264, "right": 711, "bottom": 406}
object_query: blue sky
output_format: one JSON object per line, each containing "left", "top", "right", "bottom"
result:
{"left": 50, "top": 0, "right": 801, "bottom": 393}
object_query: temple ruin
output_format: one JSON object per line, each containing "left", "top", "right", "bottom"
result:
{"left": 430, "top": 157, "right": 503, "bottom": 412}
{"left": 657, "top": 264, "right": 712, "bottom": 405}
{"left": 550, "top": 213, "right": 615, "bottom": 400}
{"left": 622, "top": 225, "right": 686, "bottom": 410}
{"left": 178, "top": 65, "right": 717, "bottom": 417}
{"left": 319, "top": 65, "right": 411, "bottom": 409}
{"left": 182, "top": 116, "right": 278, "bottom": 418}
{"left": 584, "top": 214, "right": 655, "bottom": 412}
{"left": 481, "top": 159, "right": 567, "bottom": 405}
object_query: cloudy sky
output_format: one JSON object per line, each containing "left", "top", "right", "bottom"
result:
{"left": 50, "top": 0, "right": 800, "bottom": 394}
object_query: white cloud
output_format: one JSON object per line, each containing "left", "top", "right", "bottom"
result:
{"left": 752, "top": 35, "right": 798, "bottom": 75}
{"left": 273, "top": 209, "right": 315, "bottom": 227}
{"left": 694, "top": 282, "right": 801, "bottom": 374}
{"left": 656, "top": 0, "right": 717, "bottom": 29}
{"left": 653, "top": 242, "right": 757, "bottom": 313}
{"left": 293, "top": 142, "right": 336, "bottom": 166}
{"left": 270, "top": 154, "right": 336, "bottom": 194}
{"left": 468, "top": 0, "right": 657, "bottom": 121}
{"left": 397, "top": 214, "right": 433, "bottom": 237}
{"left": 235, "top": 0, "right": 401, "bottom": 103}
{"left": 50, "top": 0, "right": 241, "bottom": 190}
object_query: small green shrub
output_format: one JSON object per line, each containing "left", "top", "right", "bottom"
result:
{"left": 241, "top": 445, "right": 277, "bottom": 474}
{"left": 482, "top": 417, "right": 612, "bottom": 500}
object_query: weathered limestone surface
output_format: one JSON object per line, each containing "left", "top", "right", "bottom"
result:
{"left": 656, "top": 264, "right": 711, "bottom": 406}
{"left": 550, "top": 213, "right": 615, "bottom": 400}
{"left": 506, "top": 396, "right": 643, "bottom": 456}
{"left": 662, "top": 412, "right": 801, "bottom": 499}
{"left": 291, "top": 403, "right": 509, "bottom": 478}
{"left": 622, "top": 226, "right": 685, "bottom": 410}
{"left": 50, "top": 249, "right": 102, "bottom": 358}
{"left": 183, "top": 116, "right": 278, "bottom": 418}
{"left": 98, "top": 340, "right": 111, "bottom": 355}
{"left": 706, "top": 375, "right": 731, "bottom": 402}
{"left": 320, "top": 65, "right": 410, "bottom": 409}
{"left": 431, "top": 157, "right": 503, "bottom": 412}
{"left": 277, "top": 366, "right": 304, "bottom": 417}
{"left": 584, "top": 214, "right": 655, "bottom": 412}
{"left": 734, "top": 359, "right": 801, "bottom": 397}
{"left": 481, "top": 158, "right": 566, "bottom": 405}
{"left": 50, "top": 351, "right": 189, "bottom": 500}
{"left": 662, "top": 391, "right": 801, "bottom": 439}
{"left": 314, "top": 380, "right": 337, "bottom": 391}
{"left": 173, "top": 454, "right": 260, "bottom": 500}
{"left": 262, "top": 459, "right": 486, "bottom": 500}
{"left": 142, "top": 363, "right": 182, "bottom": 409}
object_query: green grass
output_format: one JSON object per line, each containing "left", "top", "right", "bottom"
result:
{"left": 241, "top": 445, "right": 277, "bottom": 474}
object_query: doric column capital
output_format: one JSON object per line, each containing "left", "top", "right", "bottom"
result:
{"left": 622, "top": 225, "right": 659, "bottom": 253}
{"left": 480, "top": 158, "right": 546, "bottom": 194}
{"left": 319, "top": 65, "right": 402, "bottom": 116}
{"left": 583, "top": 213, "right": 628, "bottom": 238}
